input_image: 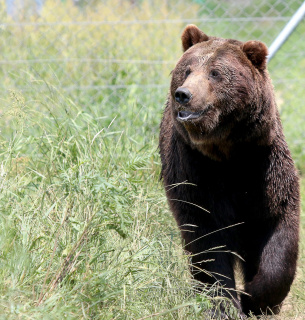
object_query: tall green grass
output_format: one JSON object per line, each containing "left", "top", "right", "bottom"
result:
{"left": 0, "top": 83, "right": 241, "bottom": 319}
{"left": 0, "top": 77, "right": 304, "bottom": 320}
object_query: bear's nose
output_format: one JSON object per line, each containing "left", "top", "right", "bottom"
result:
{"left": 175, "top": 87, "right": 192, "bottom": 104}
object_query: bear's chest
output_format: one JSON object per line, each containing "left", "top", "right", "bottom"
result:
{"left": 167, "top": 147, "right": 267, "bottom": 222}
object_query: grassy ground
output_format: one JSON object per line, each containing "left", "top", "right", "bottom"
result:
{"left": 0, "top": 0, "right": 304, "bottom": 319}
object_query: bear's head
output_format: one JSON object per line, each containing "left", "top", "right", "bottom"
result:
{"left": 170, "top": 25, "right": 277, "bottom": 160}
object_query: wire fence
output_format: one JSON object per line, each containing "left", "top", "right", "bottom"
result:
{"left": 0, "top": 0, "right": 304, "bottom": 167}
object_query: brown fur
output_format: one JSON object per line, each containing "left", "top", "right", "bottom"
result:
{"left": 159, "top": 25, "right": 300, "bottom": 318}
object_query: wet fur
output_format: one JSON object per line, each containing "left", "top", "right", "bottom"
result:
{"left": 159, "top": 25, "right": 300, "bottom": 317}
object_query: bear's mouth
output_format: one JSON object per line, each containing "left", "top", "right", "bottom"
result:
{"left": 177, "top": 110, "right": 203, "bottom": 121}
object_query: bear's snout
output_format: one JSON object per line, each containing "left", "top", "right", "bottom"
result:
{"left": 175, "top": 87, "right": 192, "bottom": 104}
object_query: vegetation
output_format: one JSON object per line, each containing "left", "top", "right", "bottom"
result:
{"left": 0, "top": 0, "right": 304, "bottom": 319}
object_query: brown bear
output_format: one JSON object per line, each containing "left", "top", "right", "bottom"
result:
{"left": 159, "top": 24, "right": 300, "bottom": 318}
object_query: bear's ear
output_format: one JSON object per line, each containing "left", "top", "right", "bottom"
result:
{"left": 181, "top": 24, "right": 209, "bottom": 52}
{"left": 242, "top": 40, "right": 268, "bottom": 70}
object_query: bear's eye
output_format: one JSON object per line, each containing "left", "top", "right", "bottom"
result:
{"left": 185, "top": 67, "right": 191, "bottom": 79}
{"left": 209, "top": 69, "right": 221, "bottom": 80}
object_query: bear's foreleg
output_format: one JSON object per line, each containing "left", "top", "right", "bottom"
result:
{"left": 180, "top": 224, "right": 242, "bottom": 314}
{"left": 241, "top": 220, "right": 298, "bottom": 316}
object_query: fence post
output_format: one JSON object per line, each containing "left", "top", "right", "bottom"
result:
{"left": 267, "top": 1, "right": 305, "bottom": 62}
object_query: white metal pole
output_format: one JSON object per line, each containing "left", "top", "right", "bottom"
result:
{"left": 267, "top": 1, "right": 305, "bottom": 62}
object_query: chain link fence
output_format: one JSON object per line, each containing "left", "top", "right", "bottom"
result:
{"left": 0, "top": 0, "right": 304, "bottom": 169}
